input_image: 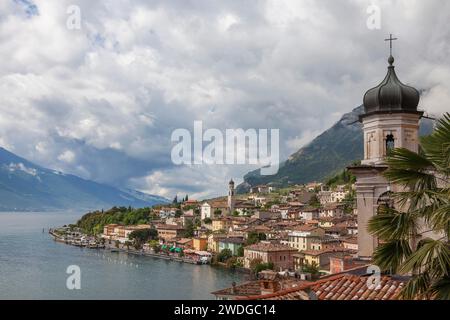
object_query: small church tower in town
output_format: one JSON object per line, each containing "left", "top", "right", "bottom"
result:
{"left": 228, "top": 178, "right": 235, "bottom": 215}
{"left": 349, "top": 35, "right": 423, "bottom": 259}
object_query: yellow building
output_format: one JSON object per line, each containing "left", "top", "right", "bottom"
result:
{"left": 193, "top": 237, "right": 208, "bottom": 251}
{"left": 208, "top": 234, "right": 226, "bottom": 252}
{"left": 212, "top": 218, "right": 232, "bottom": 232}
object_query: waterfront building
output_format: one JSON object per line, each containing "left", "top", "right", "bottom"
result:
{"left": 207, "top": 234, "right": 226, "bottom": 253}
{"left": 218, "top": 237, "right": 245, "bottom": 256}
{"left": 155, "top": 224, "right": 185, "bottom": 241}
{"left": 243, "top": 242, "right": 297, "bottom": 271}
{"left": 192, "top": 237, "right": 208, "bottom": 251}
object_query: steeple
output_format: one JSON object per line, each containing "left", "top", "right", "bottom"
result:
{"left": 228, "top": 178, "right": 235, "bottom": 215}
{"left": 362, "top": 34, "right": 420, "bottom": 117}
{"left": 348, "top": 36, "right": 424, "bottom": 260}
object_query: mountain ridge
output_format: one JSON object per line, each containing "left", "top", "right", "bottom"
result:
{"left": 0, "top": 147, "right": 168, "bottom": 211}
{"left": 236, "top": 105, "right": 434, "bottom": 193}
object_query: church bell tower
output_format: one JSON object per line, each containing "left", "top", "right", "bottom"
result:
{"left": 228, "top": 179, "right": 235, "bottom": 215}
{"left": 349, "top": 35, "right": 423, "bottom": 259}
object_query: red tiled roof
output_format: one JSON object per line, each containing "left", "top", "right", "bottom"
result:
{"left": 245, "top": 242, "right": 297, "bottom": 252}
{"left": 155, "top": 224, "right": 185, "bottom": 230}
{"left": 239, "top": 274, "right": 406, "bottom": 300}
{"left": 292, "top": 225, "right": 321, "bottom": 232}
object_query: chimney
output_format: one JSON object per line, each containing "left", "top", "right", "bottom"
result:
{"left": 231, "top": 282, "right": 236, "bottom": 294}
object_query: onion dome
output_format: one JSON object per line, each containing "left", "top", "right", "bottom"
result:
{"left": 363, "top": 55, "right": 420, "bottom": 115}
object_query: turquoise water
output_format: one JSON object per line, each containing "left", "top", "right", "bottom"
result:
{"left": 0, "top": 212, "right": 246, "bottom": 299}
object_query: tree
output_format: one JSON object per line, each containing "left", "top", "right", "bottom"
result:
{"left": 217, "top": 248, "right": 233, "bottom": 263}
{"left": 115, "top": 240, "right": 120, "bottom": 248}
{"left": 308, "top": 194, "right": 321, "bottom": 208}
{"left": 246, "top": 231, "right": 266, "bottom": 245}
{"left": 203, "top": 218, "right": 212, "bottom": 224}
{"left": 174, "top": 209, "right": 183, "bottom": 218}
{"left": 214, "top": 209, "right": 222, "bottom": 217}
{"left": 249, "top": 257, "right": 263, "bottom": 270}
{"left": 185, "top": 194, "right": 189, "bottom": 201}
{"left": 368, "top": 113, "right": 450, "bottom": 300}
{"left": 125, "top": 241, "right": 132, "bottom": 250}
{"left": 129, "top": 228, "right": 158, "bottom": 248}
{"left": 183, "top": 219, "right": 195, "bottom": 238}
{"left": 249, "top": 258, "right": 274, "bottom": 274}
{"left": 342, "top": 191, "right": 356, "bottom": 215}
{"left": 173, "top": 195, "right": 178, "bottom": 204}
{"left": 237, "top": 245, "right": 244, "bottom": 257}
{"left": 302, "top": 262, "right": 320, "bottom": 277}
{"left": 148, "top": 239, "right": 160, "bottom": 252}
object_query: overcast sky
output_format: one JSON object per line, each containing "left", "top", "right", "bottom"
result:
{"left": 0, "top": 0, "right": 449, "bottom": 200}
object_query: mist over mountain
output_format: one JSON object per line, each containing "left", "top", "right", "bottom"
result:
{"left": 236, "top": 106, "right": 435, "bottom": 193}
{"left": 0, "top": 147, "right": 168, "bottom": 212}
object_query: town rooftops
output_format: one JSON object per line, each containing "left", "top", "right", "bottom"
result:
{"left": 300, "top": 247, "right": 349, "bottom": 256}
{"left": 211, "top": 281, "right": 266, "bottom": 298}
{"left": 155, "top": 224, "right": 185, "bottom": 230}
{"left": 239, "top": 273, "right": 406, "bottom": 300}
{"left": 291, "top": 225, "right": 322, "bottom": 232}
{"left": 245, "top": 242, "right": 297, "bottom": 252}
{"left": 342, "top": 236, "right": 358, "bottom": 244}
{"left": 219, "top": 237, "right": 245, "bottom": 244}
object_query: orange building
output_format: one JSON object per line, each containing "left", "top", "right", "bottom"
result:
{"left": 193, "top": 237, "right": 208, "bottom": 251}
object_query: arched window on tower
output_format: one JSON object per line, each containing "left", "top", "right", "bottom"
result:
{"left": 377, "top": 191, "right": 394, "bottom": 210}
{"left": 385, "top": 133, "right": 395, "bottom": 154}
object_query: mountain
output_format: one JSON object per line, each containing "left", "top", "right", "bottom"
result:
{"left": 236, "top": 106, "right": 435, "bottom": 193}
{"left": 0, "top": 147, "right": 169, "bottom": 211}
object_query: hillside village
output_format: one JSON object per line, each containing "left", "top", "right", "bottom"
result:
{"left": 60, "top": 168, "right": 366, "bottom": 296}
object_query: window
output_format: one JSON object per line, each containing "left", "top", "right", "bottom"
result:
{"left": 386, "top": 133, "right": 395, "bottom": 154}
{"left": 377, "top": 191, "right": 394, "bottom": 209}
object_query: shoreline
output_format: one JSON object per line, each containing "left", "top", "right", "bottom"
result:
{"left": 49, "top": 229, "right": 251, "bottom": 275}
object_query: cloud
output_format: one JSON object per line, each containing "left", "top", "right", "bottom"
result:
{"left": 0, "top": 0, "right": 449, "bottom": 199}
{"left": 57, "top": 149, "right": 75, "bottom": 163}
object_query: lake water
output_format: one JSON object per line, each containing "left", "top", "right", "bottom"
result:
{"left": 0, "top": 212, "right": 246, "bottom": 299}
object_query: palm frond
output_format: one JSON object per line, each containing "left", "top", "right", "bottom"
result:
{"left": 368, "top": 206, "right": 417, "bottom": 241}
{"left": 429, "top": 276, "right": 450, "bottom": 300}
{"left": 384, "top": 148, "right": 437, "bottom": 190}
{"left": 399, "top": 238, "right": 450, "bottom": 276}
{"left": 372, "top": 240, "right": 412, "bottom": 272}
{"left": 400, "top": 273, "right": 430, "bottom": 300}
{"left": 421, "top": 112, "right": 450, "bottom": 174}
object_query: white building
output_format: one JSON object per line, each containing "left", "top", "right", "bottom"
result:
{"left": 201, "top": 202, "right": 212, "bottom": 220}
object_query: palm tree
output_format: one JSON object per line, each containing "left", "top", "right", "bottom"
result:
{"left": 368, "top": 113, "right": 450, "bottom": 300}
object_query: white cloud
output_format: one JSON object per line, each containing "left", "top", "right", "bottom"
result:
{"left": 57, "top": 150, "right": 76, "bottom": 163}
{"left": 0, "top": 0, "right": 449, "bottom": 199}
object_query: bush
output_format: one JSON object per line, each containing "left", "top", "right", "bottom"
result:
{"left": 217, "top": 248, "right": 233, "bottom": 263}
{"left": 249, "top": 258, "right": 273, "bottom": 274}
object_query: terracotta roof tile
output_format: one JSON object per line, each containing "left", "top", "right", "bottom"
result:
{"left": 239, "top": 274, "right": 407, "bottom": 300}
